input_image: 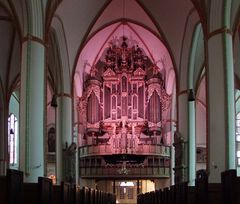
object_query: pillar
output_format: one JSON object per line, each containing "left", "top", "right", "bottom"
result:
{"left": 187, "top": 24, "right": 201, "bottom": 186}
{"left": 56, "top": 96, "right": 62, "bottom": 184}
{"left": 19, "top": 37, "right": 45, "bottom": 182}
{"left": 207, "top": 30, "right": 235, "bottom": 182}
{"left": 171, "top": 86, "right": 177, "bottom": 185}
{"left": 188, "top": 91, "right": 196, "bottom": 186}
{"left": 0, "top": 100, "right": 8, "bottom": 176}
{"left": 176, "top": 92, "right": 189, "bottom": 183}
{"left": 73, "top": 125, "right": 79, "bottom": 184}
{"left": 56, "top": 94, "right": 73, "bottom": 184}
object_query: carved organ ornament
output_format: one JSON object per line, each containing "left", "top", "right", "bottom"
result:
{"left": 78, "top": 37, "right": 170, "bottom": 150}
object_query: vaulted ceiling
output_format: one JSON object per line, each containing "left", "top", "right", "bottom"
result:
{"left": 0, "top": 3, "right": 21, "bottom": 100}
{"left": 0, "top": 0, "right": 240, "bottom": 98}
{"left": 55, "top": 0, "right": 198, "bottom": 77}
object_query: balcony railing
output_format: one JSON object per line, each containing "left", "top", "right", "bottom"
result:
{"left": 79, "top": 144, "right": 170, "bottom": 158}
{"left": 79, "top": 165, "right": 170, "bottom": 178}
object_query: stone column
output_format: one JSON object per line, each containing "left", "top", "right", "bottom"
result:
{"left": 207, "top": 30, "right": 235, "bottom": 182}
{"left": 19, "top": 37, "right": 45, "bottom": 182}
{"left": 73, "top": 125, "right": 79, "bottom": 184}
{"left": 56, "top": 96, "right": 62, "bottom": 184}
{"left": 55, "top": 94, "right": 73, "bottom": 184}
{"left": 0, "top": 101, "right": 8, "bottom": 176}
{"left": 188, "top": 91, "right": 196, "bottom": 186}
{"left": 170, "top": 87, "right": 177, "bottom": 185}
{"left": 175, "top": 89, "right": 196, "bottom": 185}
{"left": 175, "top": 92, "right": 189, "bottom": 183}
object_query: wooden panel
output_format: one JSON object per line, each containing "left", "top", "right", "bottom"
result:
{"left": 196, "top": 170, "right": 208, "bottom": 204}
{"left": 61, "top": 182, "right": 71, "bottom": 204}
{"left": 53, "top": 185, "right": 61, "bottom": 204}
{"left": 23, "top": 183, "right": 38, "bottom": 204}
{"left": 221, "top": 170, "right": 237, "bottom": 204}
{"left": 0, "top": 176, "right": 7, "bottom": 204}
{"left": 187, "top": 186, "right": 196, "bottom": 204}
{"left": 38, "top": 177, "right": 52, "bottom": 204}
{"left": 208, "top": 183, "right": 221, "bottom": 204}
{"left": 73, "top": 185, "right": 81, "bottom": 204}
{"left": 7, "top": 169, "right": 23, "bottom": 204}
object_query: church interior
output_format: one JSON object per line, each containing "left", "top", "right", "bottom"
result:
{"left": 1, "top": 0, "right": 240, "bottom": 203}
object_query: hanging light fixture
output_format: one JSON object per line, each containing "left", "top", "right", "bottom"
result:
{"left": 117, "top": 161, "right": 129, "bottom": 175}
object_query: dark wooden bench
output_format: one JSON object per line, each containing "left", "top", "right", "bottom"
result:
{"left": 0, "top": 176, "right": 7, "bottom": 204}
{"left": 0, "top": 169, "right": 24, "bottom": 204}
{"left": 23, "top": 177, "right": 52, "bottom": 204}
{"left": 52, "top": 185, "right": 61, "bottom": 204}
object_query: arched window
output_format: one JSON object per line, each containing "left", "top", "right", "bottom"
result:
{"left": 8, "top": 114, "right": 18, "bottom": 165}
{"left": 235, "top": 89, "right": 240, "bottom": 167}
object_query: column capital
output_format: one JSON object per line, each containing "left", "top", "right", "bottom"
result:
{"left": 22, "top": 34, "right": 46, "bottom": 46}
{"left": 208, "top": 27, "right": 232, "bottom": 40}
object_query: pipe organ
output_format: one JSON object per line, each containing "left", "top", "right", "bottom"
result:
{"left": 78, "top": 37, "right": 171, "bottom": 178}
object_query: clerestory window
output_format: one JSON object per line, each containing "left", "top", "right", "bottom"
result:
{"left": 8, "top": 114, "right": 18, "bottom": 165}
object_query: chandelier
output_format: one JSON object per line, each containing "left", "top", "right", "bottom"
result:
{"left": 117, "top": 161, "right": 130, "bottom": 175}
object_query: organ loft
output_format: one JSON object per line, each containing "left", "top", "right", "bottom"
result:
{"left": 77, "top": 37, "right": 171, "bottom": 196}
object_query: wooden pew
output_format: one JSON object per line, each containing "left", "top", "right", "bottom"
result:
{"left": 61, "top": 182, "right": 71, "bottom": 204}
{"left": 52, "top": 185, "right": 61, "bottom": 204}
{"left": 38, "top": 177, "right": 52, "bottom": 204}
{"left": 107, "top": 192, "right": 114, "bottom": 204}
{"left": 94, "top": 189, "right": 98, "bottom": 204}
{"left": 72, "top": 185, "right": 81, "bottom": 204}
{"left": 7, "top": 169, "right": 23, "bottom": 204}
{"left": 23, "top": 177, "right": 53, "bottom": 204}
{"left": 89, "top": 188, "right": 94, "bottom": 204}
{"left": 208, "top": 183, "right": 221, "bottom": 204}
{"left": 0, "top": 175, "right": 7, "bottom": 204}
{"left": 23, "top": 182, "right": 38, "bottom": 204}
{"left": 195, "top": 170, "right": 208, "bottom": 204}
{"left": 137, "top": 193, "right": 141, "bottom": 204}
{"left": 169, "top": 185, "right": 176, "bottom": 204}
{"left": 136, "top": 169, "right": 240, "bottom": 204}
{"left": 187, "top": 186, "right": 195, "bottom": 204}
{"left": 163, "top": 188, "right": 168, "bottom": 204}
{"left": 0, "top": 168, "right": 117, "bottom": 204}
{"left": 0, "top": 169, "right": 24, "bottom": 204}
{"left": 80, "top": 186, "right": 89, "bottom": 204}
{"left": 175, "top": 182, "right": 188, "bottom": 204}
{"left": 221, "top": 169, "right": 240, "bottom": 204}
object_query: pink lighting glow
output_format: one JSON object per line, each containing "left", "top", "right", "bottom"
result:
{"left": 75, "top": 22, "right": 175, "bottom": 98}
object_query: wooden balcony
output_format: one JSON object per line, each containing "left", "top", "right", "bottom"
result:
{"left": 79, "top": 165, "right": 170, "bottom": 179}
{"left": 79, "top": 144, "right": 170, "bottom": 158}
